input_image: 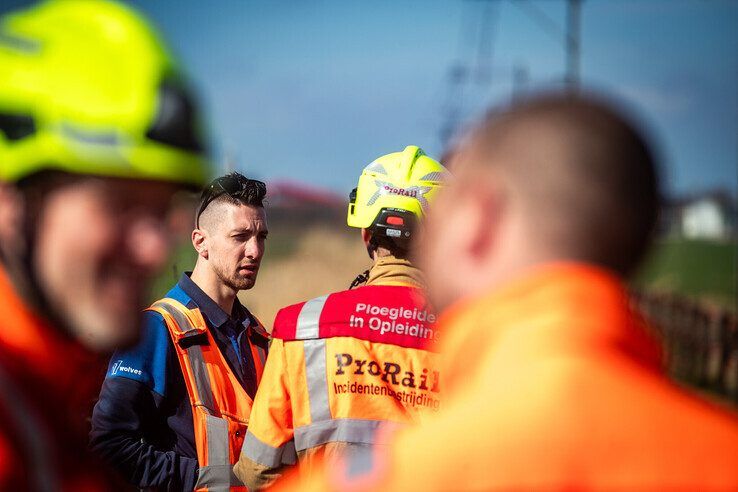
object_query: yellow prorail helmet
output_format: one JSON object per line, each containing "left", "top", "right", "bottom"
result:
{"left": 348, "top": 145, "right": 448, "bottom": 245}
{"left": 0, "top": 0, "right": 209, "bottom": 187}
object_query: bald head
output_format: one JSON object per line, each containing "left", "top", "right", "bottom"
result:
{"left": 457, "top": 94, "right": 660, "bottom": 276}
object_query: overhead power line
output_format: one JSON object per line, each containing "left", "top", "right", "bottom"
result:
{"left": 439, "top": 0, "right": 584, "bottom": 146}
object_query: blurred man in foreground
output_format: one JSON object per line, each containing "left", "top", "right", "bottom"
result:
{"left": 0, "top": 0, "right": 209, "bottom": 488}
{"left": 279, "top": 95, "right": 738, "bottom": 490}
{"left": 233, "top": 146, "right": 448, "bottom": 489}
{"left": 91, "top": 172, "right": 270, "bottom": 490}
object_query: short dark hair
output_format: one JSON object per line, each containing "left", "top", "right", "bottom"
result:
{"left": 472, "top": 93, "right": 660, "bottom": 276}
{"left": 196, "top": 172, "right": 266, "bottom": 227}
{"left": 367, "top": 234, "right": 411, "bottom": 260}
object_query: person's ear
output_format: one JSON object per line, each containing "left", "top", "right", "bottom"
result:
{"left": 465, "top": 180, "right": 505, "bottom": 263}
{"left": 192, "top": 228, "right": 209, "bottom": 260}
{"left": 0, "top": 183, "right": 26, "bottom": 254}
{"left": 361, "top": 228, "right": 377, "bottom": 261}
{"left": 361, "top": 228, "right": 371, "bottom": 246}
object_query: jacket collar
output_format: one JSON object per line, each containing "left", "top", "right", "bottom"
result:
{"left": 366, "top": 256, "right": 425, "bottom": 288}
{"left": 178, "top": 272, "right": 246, "bottom": 329}
{"left": 437, "top": 262, "right": 662, "bottom": 393}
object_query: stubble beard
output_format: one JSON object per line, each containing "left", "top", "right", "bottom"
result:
{"left": 213, "top": 261, "right": 255, "bottom": 292}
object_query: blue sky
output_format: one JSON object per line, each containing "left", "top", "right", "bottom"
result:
{"left": 5, "top": 0, "right": 737, "bottom": 197}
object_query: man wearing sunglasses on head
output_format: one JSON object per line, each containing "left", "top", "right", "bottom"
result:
{"left": 91, "top": 172, "right": 271, "bottom": 491}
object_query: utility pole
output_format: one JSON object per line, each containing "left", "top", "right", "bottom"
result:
{"left": 441, "top": 0, "right": 585, "bottom": 144}
{"left": 512, "top": 63, "right": 529, "bottom": 102}
{"left": 565, "top": 0, "right": 582, "bottom": 92}
{"left": 506, "top": 0, "right": 584, "bottom": 91}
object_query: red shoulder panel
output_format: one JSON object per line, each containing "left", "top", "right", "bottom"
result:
{"left": 329, "top": 286, "right": 439, "bottom": 351}
{"left": 271, "top": 301, "right": 306, "bottom": 340}
{"left": 272, "top": 286, "right": 440, "bottom": 351}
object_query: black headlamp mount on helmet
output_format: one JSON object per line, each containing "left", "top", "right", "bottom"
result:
{"left": 368, "top": 207, "right": 417, "bottom": 251}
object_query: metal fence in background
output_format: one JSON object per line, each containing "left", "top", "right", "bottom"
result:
{"left": 632, "top": 291, "right": 738, "bottom": 404}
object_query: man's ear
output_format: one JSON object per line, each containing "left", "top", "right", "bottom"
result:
{"left": 0, "top": 183, "right": 26, "bottom": 254}
{"left": 361, "top": 228, "right": 371, "bottom": 246}
{"left": 192, "top": 228, "right": 208, "bottom": 260}
{"left": 464, "top": 179, "right": 506, "bottom": 262}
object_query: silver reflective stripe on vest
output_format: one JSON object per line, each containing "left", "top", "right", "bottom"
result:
{"left": 152, "top": 300, "right": 216, "bottom": 413}
{"left": 241, "top": 430, "right": 297, "bottom": 468}
{"left": 189, "top": 349, "right": 216, "bottom": 414}
{"left": 195, "top": 465, "right": 244, "bottom": 491}
{"left": 206, "top": 414, "right": 229, "bottom": 464}
{"left": 155, "top": 300, "right": 243, "bottom": 490}
{"left": 194, "top": 415, "right": 245, "bottom": 490}
{"left": 303, "top": 338, "right": 331, "bottom": 423}
{"left": 293, "top": 418, "right": 404, "bottom": 452}
{"left": 343, "top": 442, "right": 377, "bottom": 479}
{"left": 0, "top": 363, "right": 59, "bottom": 492}
{"left": 152, "top": 299, "right": 200, "bottom": 336}
{"left": 295, "top": 295, "right": 328, "bottom": 340}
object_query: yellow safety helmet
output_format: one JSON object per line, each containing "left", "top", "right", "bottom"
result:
{"left": 347, "top": 145, "right": 448, "bottom": 246}
{"left": 0, "top": 0, "right": 209, "bottom": 187}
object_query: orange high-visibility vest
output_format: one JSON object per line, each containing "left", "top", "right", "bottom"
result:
{"left": 148, "top": 298, "right": 267, "bottom": 492}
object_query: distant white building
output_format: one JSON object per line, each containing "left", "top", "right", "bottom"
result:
{"left": 682, "top": 197, "right": 729, "bottom": 239}
{"left": 664, "top": 190, "right": 736, "bottom": 240}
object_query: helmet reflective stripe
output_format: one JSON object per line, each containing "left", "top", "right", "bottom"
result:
{"left": 366, "top": 180, "right": 433, "bottom": 211}
{"left": 347, "top": 145, "right": 448, "bottom": 230}
{"left": 419, "top": 171, "right": 449, "bottom": 182}
{"left": 366, "top": 179, "right": 390, "bottom": 206}
{"left": 404, "top": 185, "right": 433, "bottom": 211}
{"left": 364, "top": 160, "right": 388, "bottom": 175}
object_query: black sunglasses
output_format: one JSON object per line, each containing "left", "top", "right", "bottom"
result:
{"left": 195, "top": 175, "right": 244, "bottom": 228}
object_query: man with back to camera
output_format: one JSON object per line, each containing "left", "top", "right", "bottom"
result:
{"left": 0, "top": 0, "right": 211, "bottom": 489}
{"left": 232, "top": 146, "right": 449, "bottom": 489}
{"left": 276, "top": 94, "right": 738, "bottom": 491}
{"left": 90, "top": 172, "right": 271, "bottom": 490}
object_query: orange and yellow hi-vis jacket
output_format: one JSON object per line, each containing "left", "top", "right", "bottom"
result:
{"left": 148, "top": 298, "right": 268, "bottom": 492}
{"left": 233, "top": 258, "right": 440, "bottom": 490}
{"left": 275, "top": 263, "right": 738, "bottom": 491}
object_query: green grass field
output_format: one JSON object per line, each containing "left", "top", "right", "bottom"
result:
{"left": 632, "top": 239, "right": 737, "bottom": 309}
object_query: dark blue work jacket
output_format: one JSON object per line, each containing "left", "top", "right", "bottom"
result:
{"left": 90, "top": 273, "right": 269, "bottom": 490}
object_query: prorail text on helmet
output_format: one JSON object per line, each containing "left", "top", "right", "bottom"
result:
{"left": 384, "top": 185, "right": 418, "bottom": 198}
